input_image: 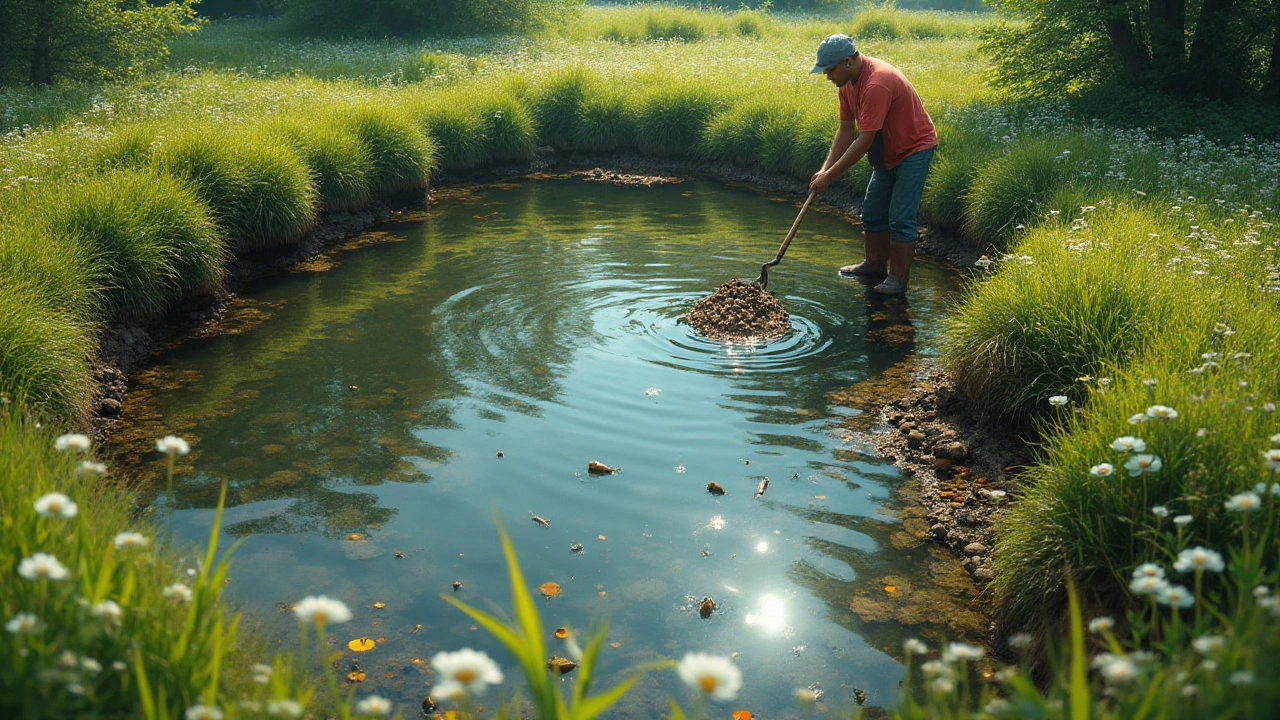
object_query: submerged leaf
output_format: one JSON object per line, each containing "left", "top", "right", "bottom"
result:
{"left": 539, "top": 582, "right": 562, "bottom": 597}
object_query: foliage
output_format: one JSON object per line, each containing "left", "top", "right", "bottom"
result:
{"left": 0, "top": 0, "right": 203, "bottom": 86}
{"left": 276, "top": 0, "right": 583, "bottom": 37}
{"left": 982, "top": 0, "right": 1280, "bottom": 99}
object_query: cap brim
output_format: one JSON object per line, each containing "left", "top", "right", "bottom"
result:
{"left": 810, "top": 62, "right": 830, "bottom": 74}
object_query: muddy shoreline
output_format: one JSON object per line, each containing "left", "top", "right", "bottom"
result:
{"left": 90, "top": 148, "right": 1024, "bottom": 639}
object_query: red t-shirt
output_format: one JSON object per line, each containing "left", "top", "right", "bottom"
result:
{"left": 838, "top": 55, "right": 937, "bottom": 170}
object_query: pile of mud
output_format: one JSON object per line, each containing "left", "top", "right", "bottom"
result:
{"left": 686, "top": 279, "right": 791, "bottom": 341}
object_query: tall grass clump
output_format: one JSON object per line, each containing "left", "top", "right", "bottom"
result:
{"left": 0, "top": 287, "right": 97, "bottom": 423}
{"left": 943, "top": 205, "right": 1187, "bottom": 427}
{"left": 961, "top": 138, "right": 1067, "bottom": 247}
{"left": 529, "top": 67, "right": 593, "bottom": 150}
{"left": 30, "top": 170, "right": 226, "bottom": 321}
{"left": 414, "top": 98, "right": 490, "bottom": 172}
{"left": 635, "top": 83, "right": 723, "bottom": 157}
{"left": 849, "top": 6, "right": 985, "bottom": 40}
{"left": 476, "top": 95, "right": 537, "bottom": 164}
{"left": 573, "top": 87, "right": 636, "bottom": 153}
{"left": 337, "top": 107, "right": 434, "bottom": 193}
{"left": 0, "top": 227, "right": 99, "bottom": 322}
{"left": 265, "top": 117, "right": 375, "bottom": 213}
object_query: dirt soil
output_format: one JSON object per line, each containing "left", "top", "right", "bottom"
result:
{"left": 685, "top": 279, "right": 791, "bottom": 341}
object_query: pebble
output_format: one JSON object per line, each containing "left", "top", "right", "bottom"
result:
{"left": 972, "top": 568, "right": 995, "bottom": 582}
{"left": 964, "top": 542, "right": 989, "bottom": 556}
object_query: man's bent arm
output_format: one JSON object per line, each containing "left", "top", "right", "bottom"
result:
{"left": 825, "top": 127, "right": 876, "bottom": 178}
{"left": 820, "top": 120, "right": 860, "bottom": 172}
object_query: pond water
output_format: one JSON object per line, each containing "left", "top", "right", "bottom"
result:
{"left": 110, "top": 175, "right": 986, "bottom": 717}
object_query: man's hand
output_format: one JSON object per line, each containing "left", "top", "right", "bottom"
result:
{"left": 809, "top": 170, "right": 833, "bottom": 195}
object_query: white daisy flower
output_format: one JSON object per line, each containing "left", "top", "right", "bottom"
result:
{"left": 1151, "top": 505, "right": 1169, "bottom": 517}
{"left": 1191, "top": 635, "right": 1225, "bottom": 654}
{"left": 1230, "top": 670, "right": 1255, "bottom": 686}
{"left": 34, "top": 493, "right": 78, "bottom": 519}
{"left": 112, "top": 661, "right": 127, "bottom": 671}
{"left": 1157, "top": 585, "right": 1195, "bottom": 608}
{"left": 155, "top": 435, "right": 191, "bottom": 456}
{"left": 1270, "top": 432, "right": 1280, "bottom": 444}
{"left": 77, "top": 461, "right": 108, "bottom": 476}
{"left": 1090, "top": 463, "right": 1115, "bottom": 477}
{"left": 432, "top": 648, "right": 504, "bottom": 698}
{"left": 1008, "top": 633, "right": 1033, "bottom": 650}
{"left": 113, "top": 532, "right": 149, "bottom": 549}
{"left": 1124, "top": 454, "right": 1162, "bottom": 476}
{"left": 1128, "top": 413, "right": 1149, "bottom": 425}
{"left": 91, "top": 600, "right": 123, "bottom": 624}
{"left": 929, "top": 676, "right": 956, "bottom": 693}
{"left": 18, "top": 553, "right": 69, "bottom": 581}
{"left": 185, "top": 705, "right": 223, "bottom": 720}
{"left": 354, "top": 696, "right": 392, "bottom": 716}
{"left": 1174, "top": 514, "right": 1194, "bottom": 526}
{"left": 1049, "top": 395, "right": 1069, "bottom": 407}
{"left": 5, "top": 612, "right": 41, "bottom": 634}
{"left": 81, "top": 657, "right": 102, "bottom": 673}
{"left": 292, "top": 596, "right": 352, "bottom": 625}
{"left": 1088, "top": 616, "right": 1114, "bottom": 634}
{"left": 1133, "top": 563, "right": 1165, "bottom": 580}
{"left": 1225, "top": 492, "right": 1262, "bottom": 512}
{"left": 903, "top": 638, "right": 927, "bottom": 654}
{"left": 921, "top": 660, "right": 954, "bottom": 679}
{"left": 1253, "top": 585, "right": 1272, "bottom": 598}
{"left": 1264, "top": 448, "right": 1280, "bottom": 472}
{"left": 1253, "top": 482, "right": 1280, "bottom": 496}
{"left": 942, "top": 642, "right": 985, "bottom": 662}
{"left": 1099, "top": 656, "right": 1139, "bottom": 684}
{"left": 1181, "top": 684, "right": 1199, "bottom": 697}
{"left": 1146, "top": 405, "right": 1178, "bottom": 419}
{"left": 1129, "top": 575, "right": 1169, "bottom": 595}
{"left": 163, "top": 583, "right": 193, "bottom": 603}
{"left": 675, "top": 652, "right": 742, "bottom": 702}
{"left": 1174, "top": 547, "right": 1225, "bottom": 573}
{"left": 1111, "top": 436, "right": 1147, "bottom": 453}
{"left": 251, "top": 663, "right": 273, "bottom": 683}
{"left": 55, "top": 433, "right": 91, "bottom": 452}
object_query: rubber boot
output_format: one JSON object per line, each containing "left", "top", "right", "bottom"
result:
{"left": 872, "top": 241, "right": 914, "bottom": 295}
{"left": 839, "top": 230, "right": 891, "bottom": 277}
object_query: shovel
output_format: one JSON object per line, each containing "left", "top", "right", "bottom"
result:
{"left": 754, "top": 191, "right": 816, "bottom": 291}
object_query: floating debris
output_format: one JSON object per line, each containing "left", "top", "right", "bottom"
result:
{"left": 687, "top": 279, "right": 791, "bottom": 341}
{"left": 706, "top": 482, "right": 726, "bottom": 496}
{"left": 554, "top": 627, "right": 569, "bottom": 639}
{"left": 539, "top": 582, "right": 562, "bottom": 597}
{"left": 853, "top": 688, "right": 867, "bottom": 706}
{"left": 421, "top": 697, "right": 437, "bottom": 715}
{"left": 570, "top": 543, "right": 584, "bottom": 553}
{"left": 698, "top": 597, "right": 716, "bottom": 618}
{"left": 372, "top": 601, "right": 385, "bottom": 610}
{"left": 452, "top": 581, "right": 462, "bottom": 591}
{"left": 530, "top": 512, "right": 551, "bottom": 527}
{"left": 645, "top": 387, "right": 661, "bottom": 397}
{"left": 587, "top": 461, "right": 616, "bottom": 475}
{"left": 754, "top": 477, "right": 770, "bottom": 497}
{"left": 496, "top": 450, "right": 504, "bottom": 457}
{"left": 547, "top": 655, "right": 577, "bottom": 674}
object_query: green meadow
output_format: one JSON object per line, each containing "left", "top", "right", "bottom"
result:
{"left": 4, "top": 3, "right": 1280, "bottom": 718}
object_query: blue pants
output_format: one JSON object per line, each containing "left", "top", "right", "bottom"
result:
{"left": 861, "top": 146, "right": 935, "bottom": 244}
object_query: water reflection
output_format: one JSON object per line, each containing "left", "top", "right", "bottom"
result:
{"left": 108, "top": 176, "right": 974, "bottom": 716}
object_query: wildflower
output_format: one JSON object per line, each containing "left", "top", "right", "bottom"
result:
{"left": 1133, "top": 563, "right": 1165, "bottom": 580}
{"left": 921, "top": 660, "right": 953, "bottom": 679}
{"left": 67, "top": 683, "right": 85, "bottom": 696}
{"left": 1143, "top": 379, "right": 1158, "bottom": 388}
{"left": 1049, "top": 395, "right": 1069, "bottom": 407}
{"left": 155, "top": 435, "right": 191, "bottom": 455}
{"left": 432, "top": 648, "right": 505, "bottom": 699}
{"left": 293, "top": 596, "right": 352, "bottom": 625}
{"left": 112, "top": 661, "right": 127, "bottom": 671}
{"left": 942, "top": 642, "right": 985, "bottom": 662}
{"left": 1098, "top": 378, "right": 1111, "bottom": 387}
{"left": 1254, "top": 482, "right": 1280, "bottom": 495}
{"left": 5, "top": 612, "right": 41, "bottom": 634}
{"left": 1253, "top": 585, "right": 1272, "bottom": 598}
{"left": 1128, "top": 413, "right": 1149, "bottom": 425}
{"left": 1174, "top": 514, "right": 1194, "bottom": 526}
{"left": 1175, "top": 547, "right": 1225, "bottom": 573}
{"left": 1229, "top": 670, "right": 1255, "bottom": 685}
{"left": 1124, "top": 454, "right": 1162, "bottom": 476}
{"left": 58, "top": 650, "right": 80, "bottom": 668}
{"left": 55, "top": 433, "right": 91, "bottom": 452}
{"left": 1088, "top": 617, "right": 1114, "bottom": 634}
{"left": 1151, "top": 505, "right": 1169, "bottom": 517}
{"left": 91, "top": 600, "right": 123, "bottom": 624}
{"left": 675, "top": 652, "right": 741, "bottom": 702}
{"left": 903, "top": 638, "right": 927, "bottom": 654}
{"left": 113, "top": 532, "right": 148, "bottom": 549}
{"left": 1225, "top": 492, "right": 1262, "bottom": 512}
{"left": 1008, "top": 632, "right": 1033, "bottom": 650}
{"left": 80, "top": 657, "right": 102, "bottom": 673}
{"left": 1111, "top": 436, "right": 1147, "bottom": 453}
{"left": 252, "top": 663, "right": 272, "bottom": 683}
{"left": 1264, "top": 448, "right": 1280, "bottom": 472}
{"left": 929, "top": 676, "right": 956, "bottom": 693}
{"left": 1098, "top": 656, "right": 1139, "bottom": 684}
{"left": 1181, "top": 684, "right": 1199, "bottom": 697}
{"left": 1146, "top": 405, "right": 1178, "bottom": 419}
{"left": 1271, "top": 432, "right": 1280, "bottom": 444}
{"left": 1129, "top": 575, "right": 1169, "bottom": 595}
{"left": 163, "top": 583, "right": 193, "bottom": 602}
{"left": 1196, "top": 427, "right": 1210, "bottom": 437}
{"left": 77, "top": 461, "right": 107, "bottom": 476}
{"left": 266, "top": 699, "right": 304, "bottom": 719}
{"left": 1157, "top": 585, "right": 1195, "bottom": 608}
{"left": 1090, "top": 463, "right": 1115, "bottom": 477}
{"left": 18, "top": 553, "right": 69, "bottom": 581}
{"left": 1200, "top": 659, "right": 1218, "bottom": 671}
{"left": 34, "top": 493, "right": 78, "bottom": 519}
{"left": 1191, "top": 635, "right": 1225, "bottom": 654}
{"left": 185, "top": 705, "right": 224, "bottom": 720}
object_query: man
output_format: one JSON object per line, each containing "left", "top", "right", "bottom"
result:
{"left": 807, "top": 34, "right": 937, "bottom": 296}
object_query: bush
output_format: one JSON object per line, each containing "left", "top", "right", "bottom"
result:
{"left": 266, "top": 116, "right": 375, "bottom": 213}
{"left": 31, "top": 170, "right": 226, "bottom": 321}
{"left": 337, "top": 107, "right": 434, "bottom": 194}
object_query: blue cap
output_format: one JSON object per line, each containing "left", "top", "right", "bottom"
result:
{"left": 811, "top": 34, "right": 857, "bottom": 73}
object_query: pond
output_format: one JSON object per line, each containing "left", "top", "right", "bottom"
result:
{"left": 109, "top": 175, "right": 985, "bottom": 717}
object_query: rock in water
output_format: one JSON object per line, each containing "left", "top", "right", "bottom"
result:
{"left": 686, "top": 279, "right": 790, "bottom": 341}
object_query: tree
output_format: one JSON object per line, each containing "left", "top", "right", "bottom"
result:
{"left": 0, "top": 0, "right": 203, "bottom": 87}
{"left": 982, "top": 0, "right": 1280, "bottom": 99}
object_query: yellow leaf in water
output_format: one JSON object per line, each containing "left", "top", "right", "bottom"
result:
{"left": 554, "top": 627, "right": 569, "bottom": 639}
{"left": 347, "top": 533, "right": 364, "bottom": 541}
{"left": 373, "top": 602, "right": 385, "bottom": 609}
{"left": 884, "top": 585, "right": 897, "bottom": 593}
{"left": 609, "top": 641, "right": 621, "bottom": 648}
{"left": 598, "top": 591, "right": 606, "bottom": 597}
{"left": 348, "top": 638, "right": 376, "bottom": 652}
{"left": 411, "top": 657, "right": 426, "bottom": 665}
{"left": 539, "top": 582, "right": 562, "bottom": 597}
{"left": 733, "top": 712, "right": 754, "bottom": 720}
{"left": 598, "top": 535, "right": 606, "bottom": 541}
{"left": 347, "top": 670, "right": 365, "bottom": 682}
{"left": 384, "top": 671, "right": 394, "bottom": 678}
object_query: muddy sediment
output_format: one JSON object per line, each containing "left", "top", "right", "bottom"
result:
{"left": 686, "top": 279, "right": 791, "bottom": 341}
